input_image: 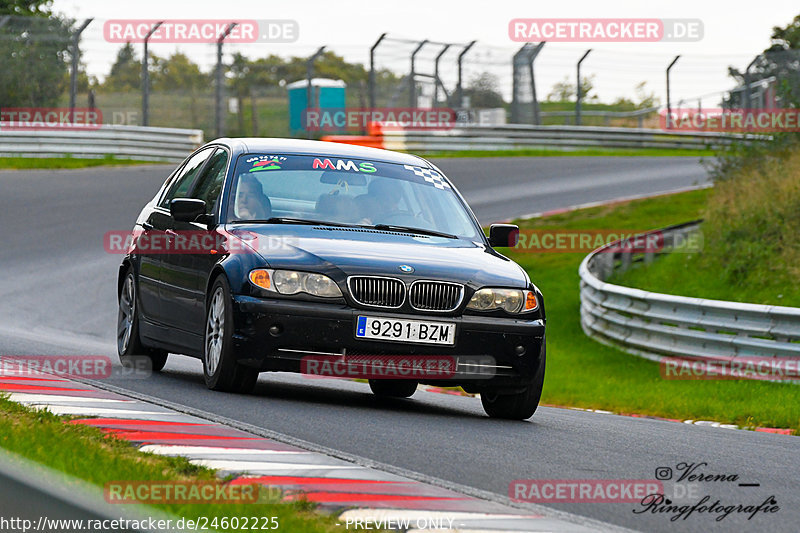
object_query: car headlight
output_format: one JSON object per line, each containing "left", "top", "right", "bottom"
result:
{"left": 466, "top": 288, "right": 538, "bottom": 313}
{"left": 248, "top": 269, "right": 342, "bottom": 298}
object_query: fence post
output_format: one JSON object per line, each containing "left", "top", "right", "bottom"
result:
{"left": 665, "top": 55, "right": 680, "bottom": 126}
{"left": 576, "top": 49, "right": 591, "bottom": 126}
{"left": 456, "top": 40, "right": 476, "bottom": 108}
{"left": 433, "top": 44, "right": 450, "bottom": 107}
{"left": 141, "top": 21, "right": 163, "bottom": 127}
{"left": 528, "top": 42, "right": 545, "bottom": 125}
{"left": 215, "top": 22, "right": 238, "bottom": 138}
{"left": 369, "top": 33, "right": 387, "bottom": 110}
{"left": 409, "top": 40, "right": 428, "bottom": 108}
{"left": 69, "top": 19, "right": 93, "bottom": 121}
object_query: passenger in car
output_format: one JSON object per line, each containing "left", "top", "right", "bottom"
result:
{"left": 235, "top": 175, "right": 272, "bottom": 220}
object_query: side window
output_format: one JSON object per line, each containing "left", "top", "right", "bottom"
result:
{"left": 191, "top": 148, "right": 229, "bottom": 215}
{"left": 158, "top": 148, "right": 213, "bottom": 208}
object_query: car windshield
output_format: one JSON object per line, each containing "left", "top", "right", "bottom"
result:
{"left": 227, "top": 154, "right": 481, "bottom": 240}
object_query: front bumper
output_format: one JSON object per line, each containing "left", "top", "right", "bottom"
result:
{"left": 231, "top": 295, "right": 545, "bottom": 388}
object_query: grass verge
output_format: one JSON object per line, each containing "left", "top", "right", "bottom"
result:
{"left": 506, "top": 188, "right": 799, "bottom": 433}
{"left": 0, "top": 156, "right": 157, "bottom": 170}
{"left": 0, "top": 395, "right": 348, "bottom": 532}
{"left": 417, "top": 148, "right": 713, "bottom": 158}
{"left": 608, "top": 150, "right": 800, "bottom": 307}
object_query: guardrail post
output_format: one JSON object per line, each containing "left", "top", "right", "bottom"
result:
{"left": 576, "top": 49, "right": 592, "bottom": 126}
{"left": 69, "top": 19, "right": 93, "bottom": 121}
{"left": 215, "top": 23, "right": 238, "bottom": 138}
{"left": 141, "top": 21, "right": 163, "bottom": 127}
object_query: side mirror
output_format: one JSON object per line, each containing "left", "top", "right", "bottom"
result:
{"left": 488, "top": 224, "right": 519, "bottom": 247}
{"left": 170, "top": 198, "right": 207, "bottom": 223}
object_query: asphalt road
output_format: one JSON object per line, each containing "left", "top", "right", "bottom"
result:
{"left": 433, "top": 156, "right": 712, "bottom": 222}
{"left": 2, "top": 157, "right": 797, "bottom": 533}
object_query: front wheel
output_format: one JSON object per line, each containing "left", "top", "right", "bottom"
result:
{"left": 368, "top": 379, "right": 417, "bottom": 398}
{"left": 117, "top": 268, "right": 168, "bottom": 372}
{"left": 481, "top": 345, "right": 546, "bottom": 420}
{"left": 203, "top": 276, "right": 259, "bottom": 393}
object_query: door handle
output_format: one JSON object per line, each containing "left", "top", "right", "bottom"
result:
{"left": 141, "top": 221, "right": 154, "bottom": 231}
{"left": 165, "top": 229, "right": 178, "bottom": 238}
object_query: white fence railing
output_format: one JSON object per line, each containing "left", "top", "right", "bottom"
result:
{"left": 378, "top": 125, "right": 748, "bottom": 152}
{"left": 579, "top": 222, "right": 800, "bottom": 376}
{"left": 0, "top": 125, "right": 203, "bottom": 162}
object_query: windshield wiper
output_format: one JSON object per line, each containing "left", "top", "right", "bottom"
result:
{"left": 233, "top": 217, "right": 356, "bottom": 228}
{"left": 369, "top": 224, "right": 458, "bottom": 239}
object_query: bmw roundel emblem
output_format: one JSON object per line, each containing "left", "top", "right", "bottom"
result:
{"left": 398, "top": 264, "right": 414, "bottom": 273}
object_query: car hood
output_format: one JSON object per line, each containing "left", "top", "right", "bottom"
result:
{"left": 230, "top": 224, "right": 528, "bottom": 288}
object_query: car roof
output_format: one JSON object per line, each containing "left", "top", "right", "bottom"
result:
{"left": 206, "top": 138, "right": 430, "bottom": 166}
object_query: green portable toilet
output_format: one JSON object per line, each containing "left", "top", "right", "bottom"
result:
{"left": 287, "top": 78, "right": 346, "bottom": 135}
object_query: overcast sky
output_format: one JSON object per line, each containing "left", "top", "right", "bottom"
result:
{"left": 51, "top": 0, "right": 799, "bottom": 105}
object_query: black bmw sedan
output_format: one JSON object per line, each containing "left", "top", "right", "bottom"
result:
{"left": 117, "top": 138, "right": 546, "bottom": 419}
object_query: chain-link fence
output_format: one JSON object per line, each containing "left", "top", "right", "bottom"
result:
{"left": 3, "top": 15, "right": 797, "bottom": 140}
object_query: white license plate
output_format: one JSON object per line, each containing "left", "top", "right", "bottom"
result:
{"left": 355, "top": 316, "right": 456, "bottom": 345}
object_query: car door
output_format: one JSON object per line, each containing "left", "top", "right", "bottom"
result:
{"left": 159, "top": 147, "right": 230, "bottom": 338}
{"left": 147, "top": 147, "right": 215, "bottom": 332}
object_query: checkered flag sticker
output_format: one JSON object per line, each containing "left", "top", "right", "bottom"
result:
{"left": 403, "top": 165, "right": 451, "bottom": 189}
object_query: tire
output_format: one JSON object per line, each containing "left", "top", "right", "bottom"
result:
{"left": 117, "top": 268, "right": 168, "bottom": 372}
{"left": 368, "top": 379, "right": 417, "bottom": 398}
{"left": 203, "top": 276, "right": 259, "bottom": 393}
{"left": 481, "top": 343, "right": 546, "bottom": 420}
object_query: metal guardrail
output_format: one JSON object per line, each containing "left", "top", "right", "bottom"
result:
{"left": 0, "top": 125, "right": 203, "bottom": 162}
{"left": 579, "top": 221, "right": 800, "bottom": 368}
{"left": 378, "top": 125, "right": 746, "bottom": 152}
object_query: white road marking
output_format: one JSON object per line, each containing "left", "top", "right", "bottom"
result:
{"left": 140, "top": 445, "right": 305, "bottom": 456}
{"left": 190, "top": 459, "right": 361, "bottom": 471}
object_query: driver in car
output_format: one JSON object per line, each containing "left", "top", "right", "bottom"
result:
{"left": 358, "top": 178, "right": 403, "bottom": 224}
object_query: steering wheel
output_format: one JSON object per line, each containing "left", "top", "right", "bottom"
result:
{"left": 379, "top": 211, "right": 421, "bottom": 226}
